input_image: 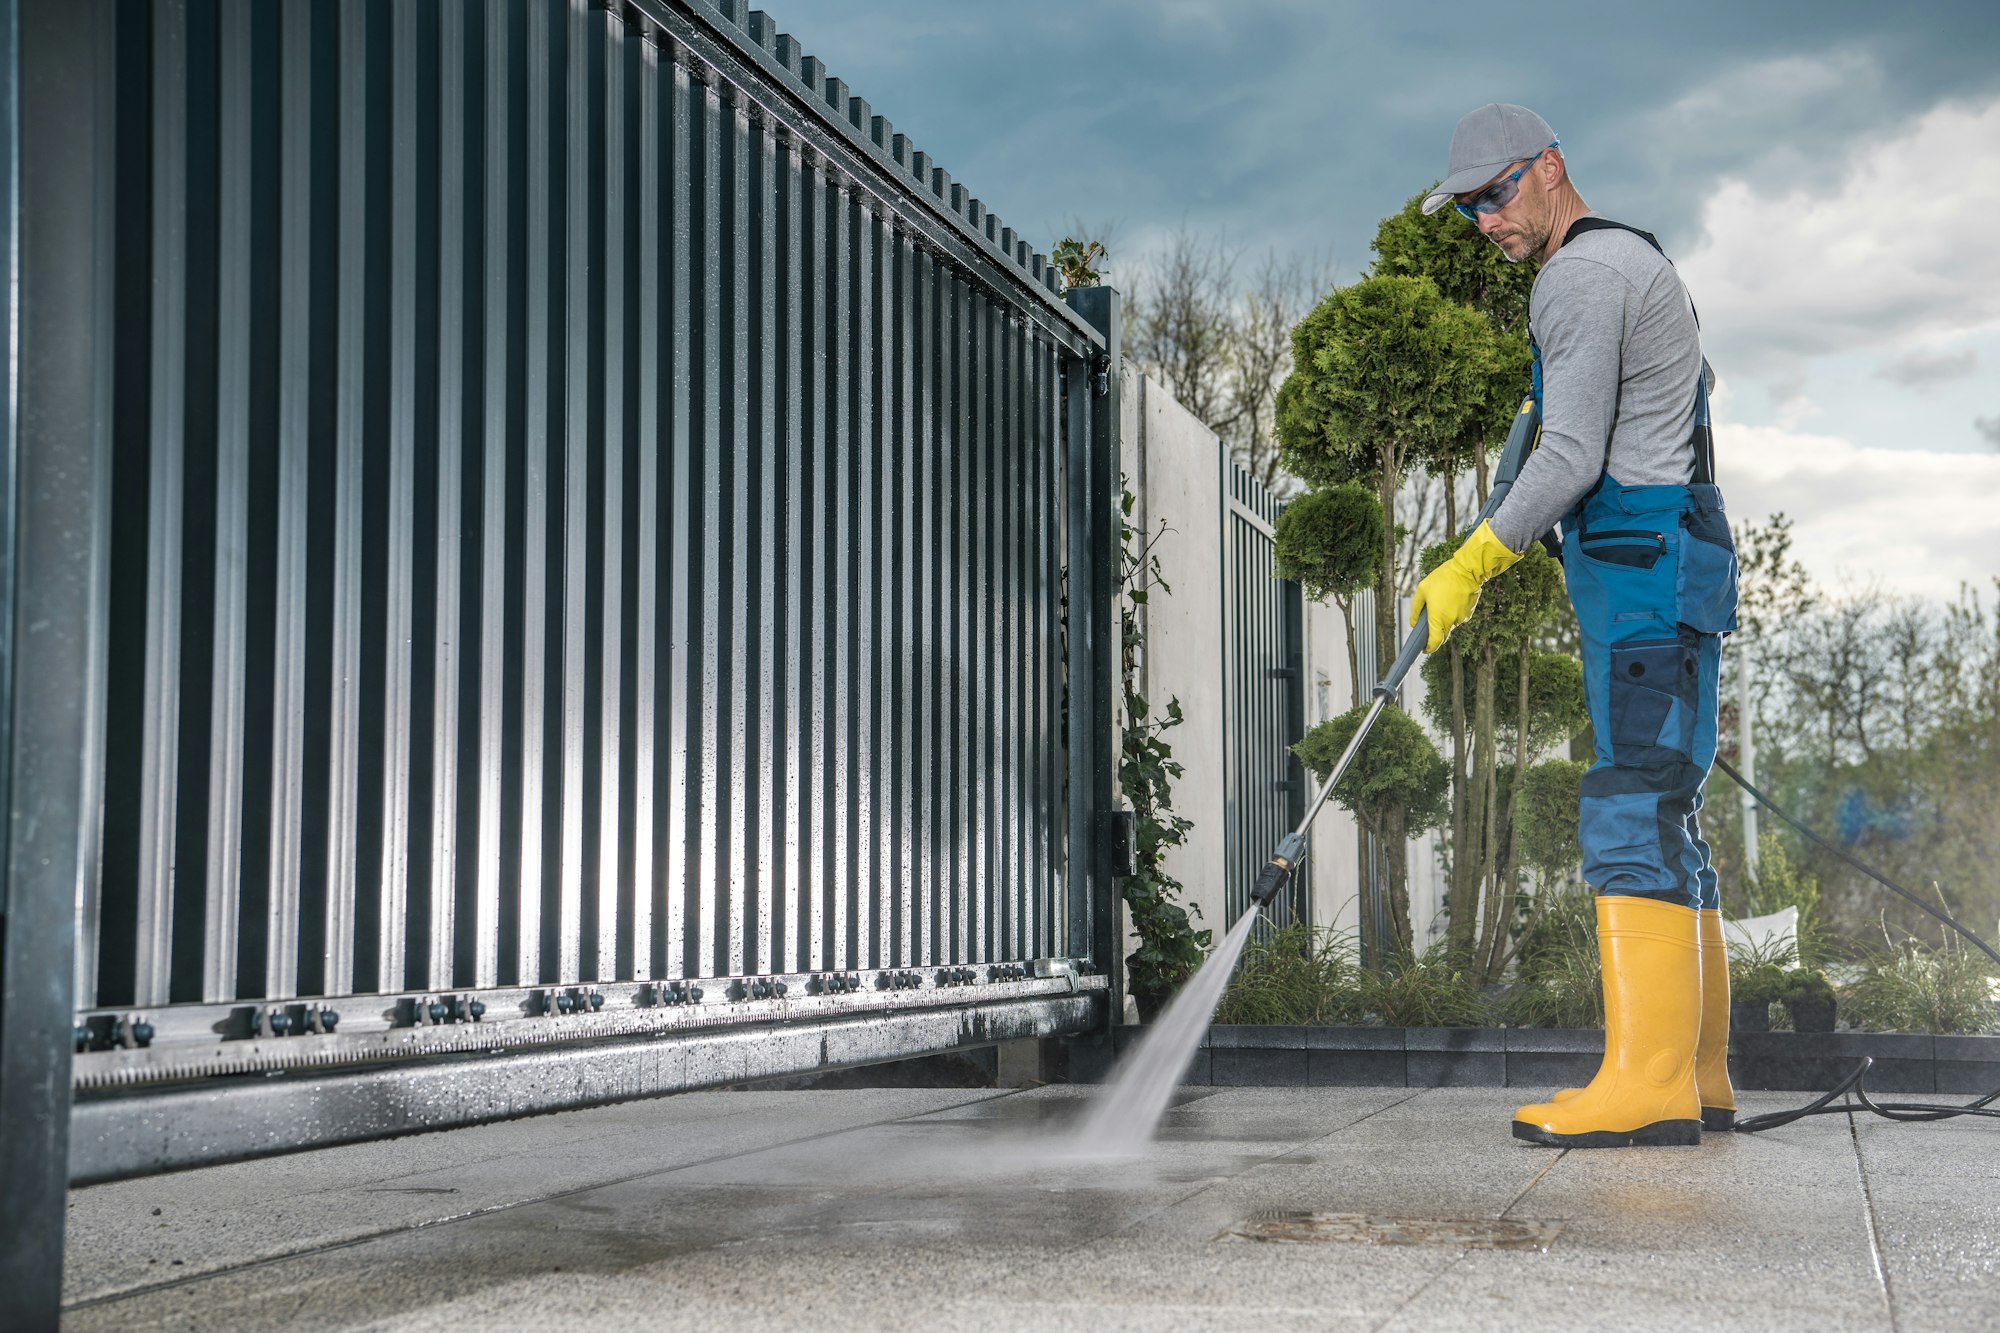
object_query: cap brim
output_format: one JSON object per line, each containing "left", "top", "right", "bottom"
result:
{"left": 1420, "top": 160, "right": 1517, "bottom": 215}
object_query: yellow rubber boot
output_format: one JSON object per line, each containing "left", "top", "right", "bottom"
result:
{"left": 1546, "top": 907, "right": 1736, "bottom": 1132}
{"left": 1694, "top": 908, "right": 1737, "bottom": 1130}
{"left": 1514, "top": 896, "right": 1702, "bottom": 1148}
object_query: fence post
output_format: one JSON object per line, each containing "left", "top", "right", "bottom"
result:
{"left": 1064, "top": 287, "right": 1121, "bottom": 1032}
{"left": 1, "top": 0, "right": 113, "bottom": 1323}
{"left": 1280, "top": 578, "right": 1309, "bottom": 925}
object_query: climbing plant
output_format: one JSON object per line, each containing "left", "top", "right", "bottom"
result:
{"left": 1115, "top": 488, "right": 1211, "bottom": 1014}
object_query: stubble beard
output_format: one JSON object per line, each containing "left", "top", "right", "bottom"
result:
{"left": 1498, "top": 217, "right": 1549, "bottom": 265}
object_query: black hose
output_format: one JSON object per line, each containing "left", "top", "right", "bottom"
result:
{"left": 1713, "top": 756, "right": 2000, "bottom": 970}
{"left": 1732, "top": 1057, "right": 2000, "bottom": 1133}
{"left": 1711, "top": 759, "right": 2000, "bottom": 1131}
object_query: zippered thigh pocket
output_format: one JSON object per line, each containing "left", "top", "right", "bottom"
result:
{"left": 1607, "top": 637, "right": 1697, "bottom": 763}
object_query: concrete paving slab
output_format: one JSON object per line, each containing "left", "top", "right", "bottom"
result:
{"left": 63, "top": 1088, "right": 993, "bottom": 1305}
{"left": 63, "top": 1084, "right": 2000, "bottom": 1331}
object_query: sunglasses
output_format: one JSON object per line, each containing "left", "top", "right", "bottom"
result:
{"left": 1453, "top": 140, "right": 1560, "bottom": 221}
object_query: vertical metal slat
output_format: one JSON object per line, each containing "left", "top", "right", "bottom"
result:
{"left": 471, "top": 0, "right": 511, "bottom": 990}
{"left": 555, "top": 0, "right": 591, "bottom": 985}
{"left": 323, "top": 0, "right": 370, "bottom": 998}
{"left": 912, "top": 243, "right": 934, "bottom": 968}
{"left": 376, "top": 0, "right": 421, "bottom": 992}
{"left": 749, "top": 108, "right": 777, "bottom": 977}
{"left": 722, "top": 87, "right": 750, "bottom": 978}
{"left": 517, "top": 0, "right": 556, "bottom": 984}
{"left": 800, "top": 145, "right": 824, "bottom": 974}
{"left": 820, "top": 163, "right": 844, "bottom": 964}
{"left": 134, "top": 0, "right": 188, "bottom": 1006}
{"left": 776, "top": 130, "right": 803, "bottom": 974}
{"left": 202, "top": 0, "right": 255, "bottom": 1002}
{"left": 424, "top": 0, "right": 468, "bottom": 987}
{"left": 854, "top": 193, "right": 877, "bottom": 972}
{"left": 694, "top": 73, "right": 722, "bottom": 978}
{"left": 891, "top": 224, "right": 914, "bottom": 967}
{"left": 594, "top": 6, "right": 626, "bottom": 981}
{"left": 629, "top": 31, "right": 660, "bottom": 982}
{"left": 662, "top": 56, "right": 692, "bottom": 979}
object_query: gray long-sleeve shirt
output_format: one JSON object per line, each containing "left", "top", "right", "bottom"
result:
{"left": 1488, "top": 219, "right": 1708, "bottom": 553}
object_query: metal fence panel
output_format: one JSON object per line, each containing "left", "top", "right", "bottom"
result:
{"left": 54, "top": 0, "right": 1113, "bottom": 1144}
{"left": 1221, "top": 460, "right": 1309, "bottom": 926}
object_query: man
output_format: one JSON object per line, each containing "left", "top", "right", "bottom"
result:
{"left": 1409, "top": 104, "right": 1740, "bottom": 1148}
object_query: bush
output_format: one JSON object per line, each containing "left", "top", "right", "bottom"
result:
{"left": 1733, "top": 962, "right": 1789, "bottom": 1006}
{"left": 1215, "top": 924, "right": 1370, "bottom": 1026}
{"left": 1359, "top": 943, "right": 1490, "bottom": 1028}
{"left": 1780, "top": 967, "right": 1836, "bottom": 1006}
{"left": 1842, "top": 936, "right": 1997, "bottom": 1034}
{"left": 1513, "top": 760, "right": 1589, "bottom": 885}
{"left": 1506, "top": 887, "right": 1602, "bottom": 1028}
{"left": 1215, "top": 929, "right": 1490, "bottom": 1028}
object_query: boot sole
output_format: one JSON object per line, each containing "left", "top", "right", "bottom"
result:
{"left": 1701, "top": 1106, "right": 1736, "bottom": 1132}
{"left": 1512, "top": 1118, "right": 1702, "bottom": 1148}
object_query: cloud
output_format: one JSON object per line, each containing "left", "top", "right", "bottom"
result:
{"left": 1677, "top": 96, "right": 2000, "bottom": 381}
{"left": 1717, "top": 420, "right": 2000, "bottom": 601}
{"left": 1875, "top": 347, "right": 1980, "bottom": 387}
{"left": 1976, "top": 416, "right": 2000, "bottom": 446}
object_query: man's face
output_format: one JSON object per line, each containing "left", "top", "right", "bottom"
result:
{"left": 1459, "top": 151, "right": 1550, "bottom": 264}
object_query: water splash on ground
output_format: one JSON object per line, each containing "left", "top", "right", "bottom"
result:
{"left": 1068, "top": 908, "right": 1263, "bottom": 1158}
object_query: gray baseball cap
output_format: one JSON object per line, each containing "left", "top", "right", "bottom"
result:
{"left": 1420, "top": 103, "right": 1558, "bottom": 215}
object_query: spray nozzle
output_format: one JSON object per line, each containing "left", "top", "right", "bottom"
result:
{"left": 1250, "top": 833, "right": 1308, "bottom": 907}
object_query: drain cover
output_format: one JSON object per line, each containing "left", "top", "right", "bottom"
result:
{"left": 1225, "top": 1211, "right": 1564, "bottom": 1251}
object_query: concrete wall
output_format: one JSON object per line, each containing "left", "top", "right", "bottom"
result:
{"left": 1114, "top": 366, "right": 1364, "bottom": 981}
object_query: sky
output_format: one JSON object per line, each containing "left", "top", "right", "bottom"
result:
{"left": 769, "top": 0, "right": 2000, "bottom": 604}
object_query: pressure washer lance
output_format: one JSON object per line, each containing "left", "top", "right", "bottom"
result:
{"left": 1251, "top": 396, "right": 1542, "bottom": 909}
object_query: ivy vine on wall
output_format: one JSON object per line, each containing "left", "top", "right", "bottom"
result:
{"left": 1116, "top": 487, "right": 1212, "bottom": 1012}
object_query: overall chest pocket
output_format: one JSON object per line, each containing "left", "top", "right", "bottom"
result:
{"left": 1579, "top": 529, "right": 1668, "bottom": 569}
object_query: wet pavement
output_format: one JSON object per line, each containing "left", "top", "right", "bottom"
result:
{"left": 61, "top": 1084, "right": 1997, "bottom": 1330}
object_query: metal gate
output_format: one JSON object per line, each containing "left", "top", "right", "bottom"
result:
{"left": 1220, "top": 459, "right": 1309, "bottom": 925}
{"left": 1, "top": 5, "right": 1125, "bottom": 1294}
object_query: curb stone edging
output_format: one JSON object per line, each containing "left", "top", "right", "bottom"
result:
{"left": 1108, "top": 1025, "right": 2000, "bottom": 1093}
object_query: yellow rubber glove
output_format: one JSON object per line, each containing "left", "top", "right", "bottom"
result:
{"left": 1409, "top": 519, "right": 1523, "bottom": 653}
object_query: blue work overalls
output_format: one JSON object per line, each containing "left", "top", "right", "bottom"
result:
{"left": 1532, "top": 221, "right": 1739, "bottom": 910}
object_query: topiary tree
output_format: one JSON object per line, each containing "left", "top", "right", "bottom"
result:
{"left": 1370, "top": 192, "right": 1537, "bottom": 527}
{"left": 1274, "top": 482, "right": 1383, "bottom": 707}
{"left": 1293, "top": 704, "right": 1450, "bottom": 955}
{"left": 1275, "top": 275, "right": 1499, "bottom": 666}
{"left": 1277, "top": 276, "right": 1497, "bottom": 937}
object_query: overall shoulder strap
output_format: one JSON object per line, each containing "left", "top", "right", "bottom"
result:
{"left": 1564, "top": 216, "right": 1664, "bottom": 253}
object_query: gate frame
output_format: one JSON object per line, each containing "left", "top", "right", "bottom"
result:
{"left": 1, "top": 0, "right": 113, "bottom": 1320}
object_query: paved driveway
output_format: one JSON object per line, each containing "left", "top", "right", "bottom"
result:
{"left": 62, "top": 1084, "right": 1994, "bottom": 1330}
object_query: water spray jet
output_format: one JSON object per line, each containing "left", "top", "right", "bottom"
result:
{"left": 1073, "top": 395, "right": 1544, "bottom": 1157}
